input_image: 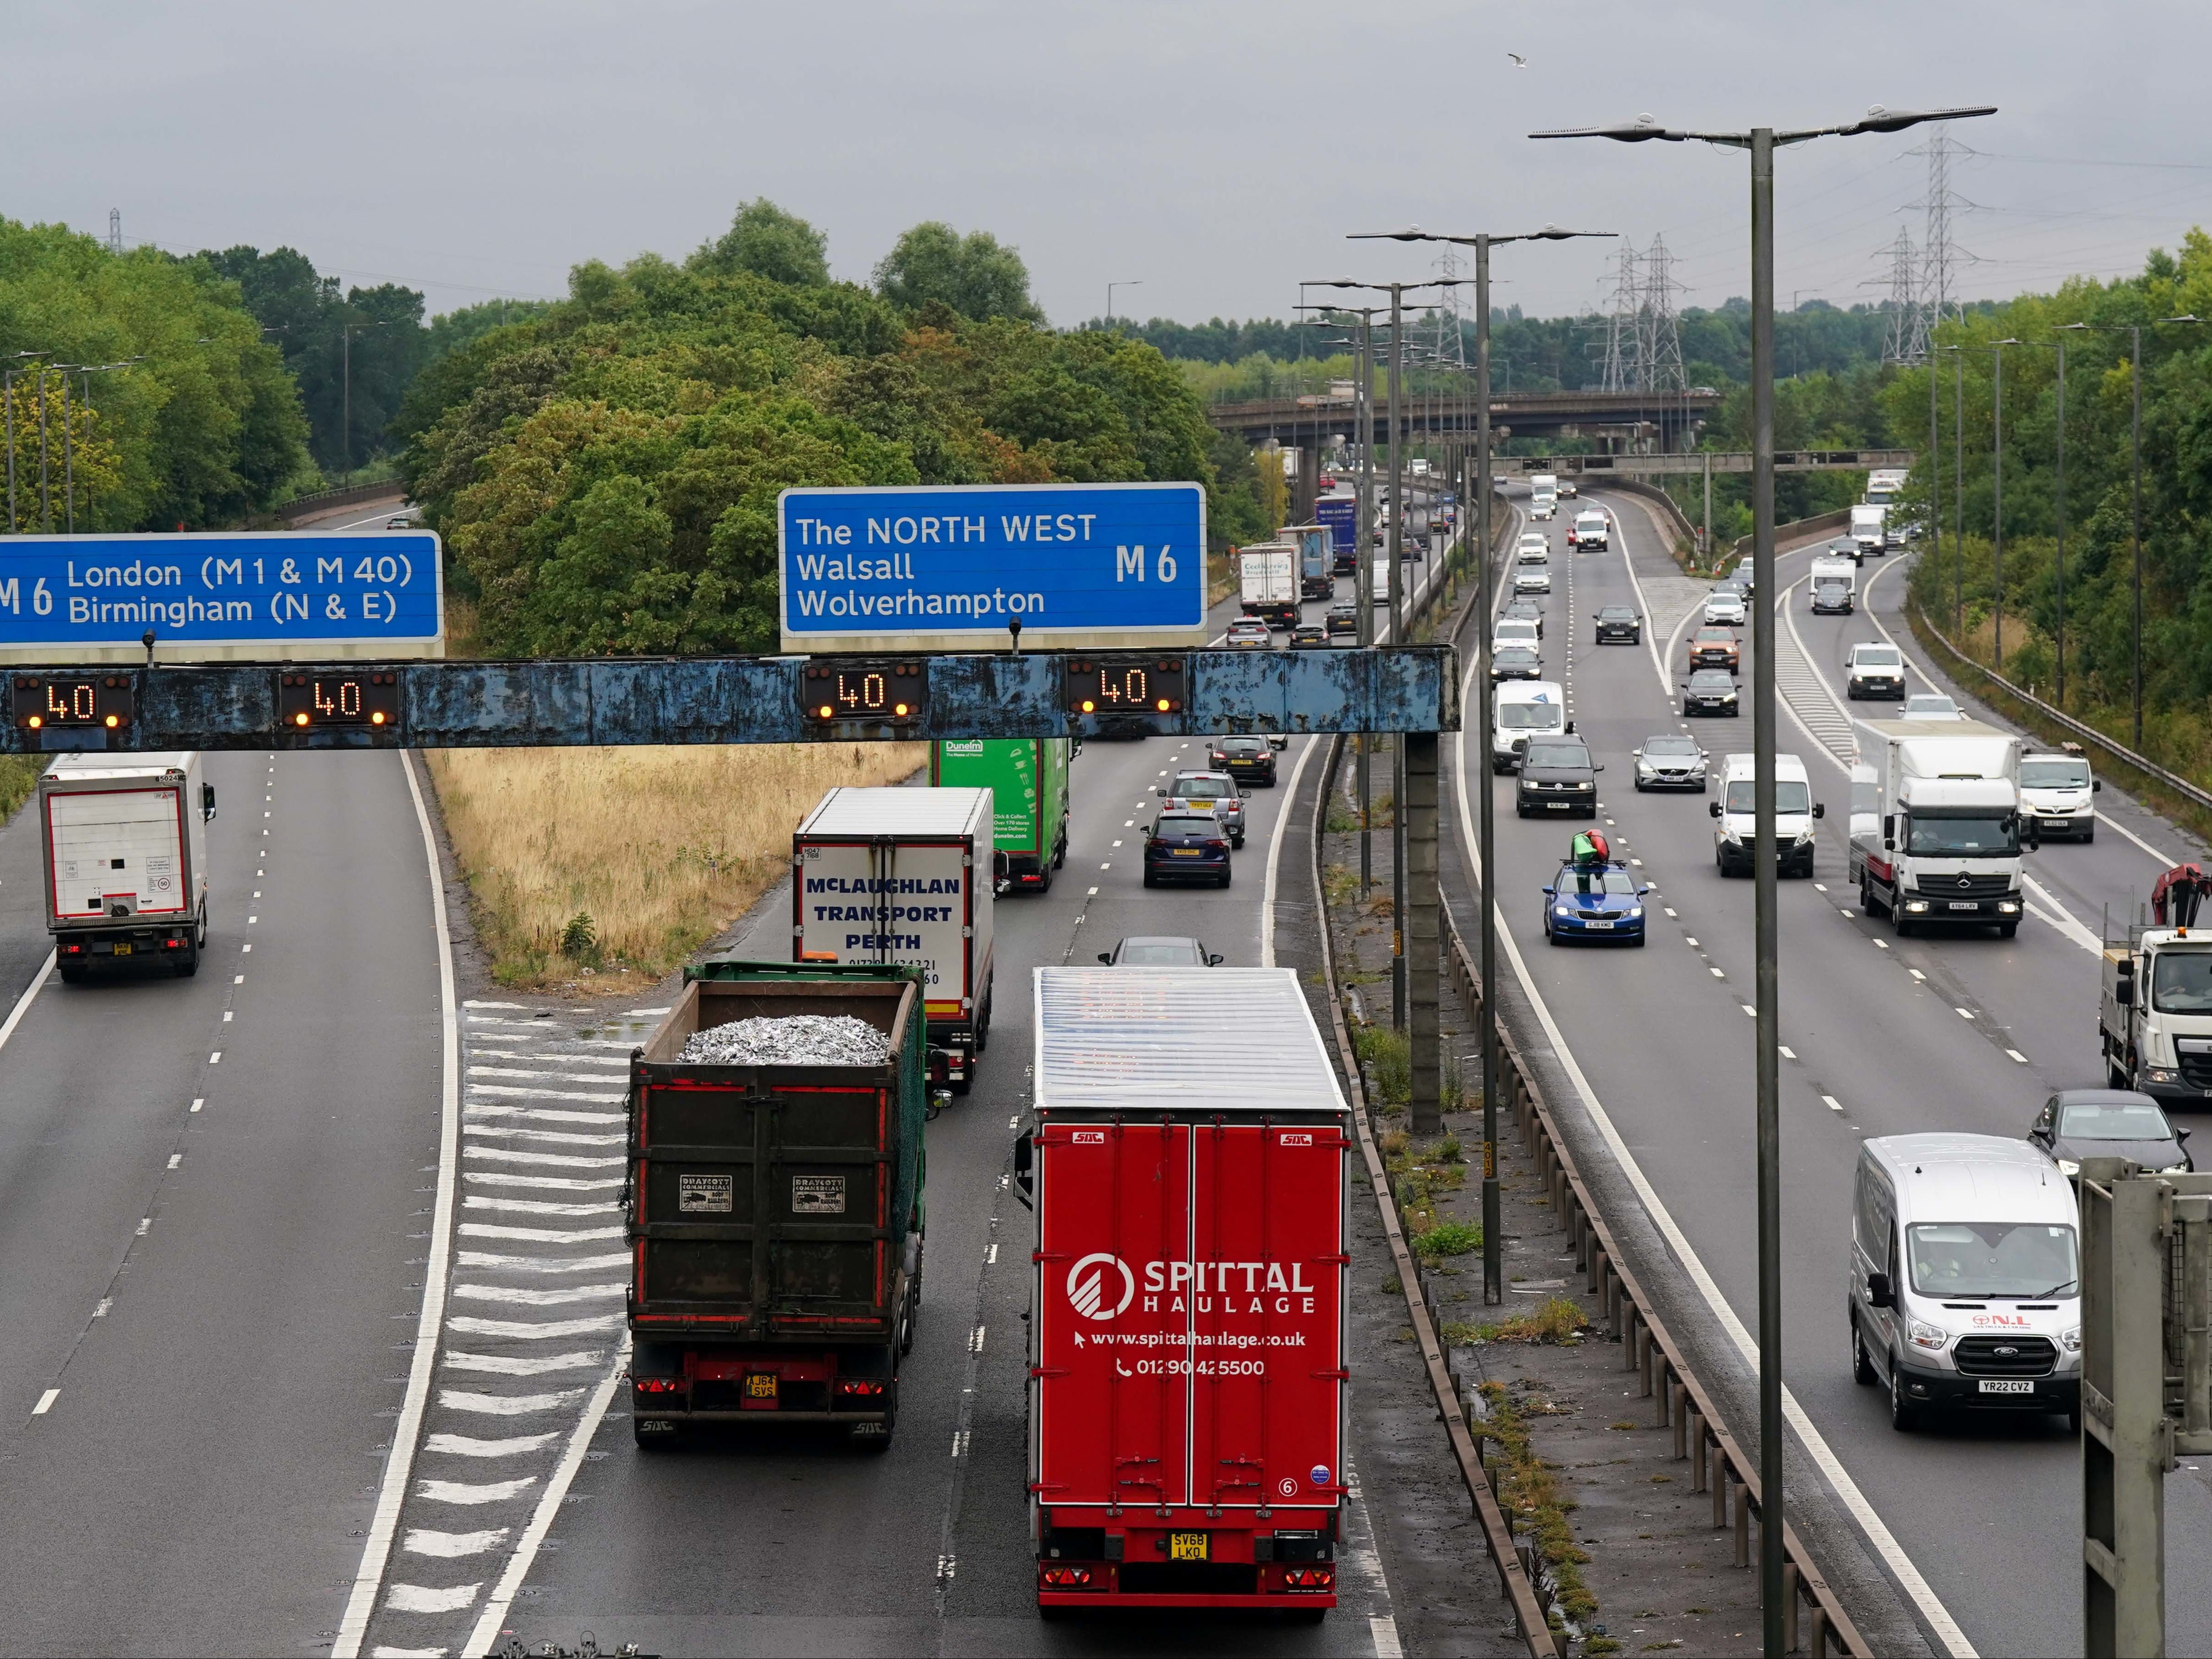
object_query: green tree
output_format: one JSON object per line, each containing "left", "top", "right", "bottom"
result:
{"left": 874, "top": 222, "right": 1044, "bottom": 324}
{"left": 691, "top": 199, "right": 831, "bottom": 287}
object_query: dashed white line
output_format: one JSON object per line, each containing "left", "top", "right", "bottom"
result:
{"left": 32, "top": 1388, "right": 59, "bottom": 1416}
{"left": 1823, "top": 1096, "right": 1845, "bottom": 1112}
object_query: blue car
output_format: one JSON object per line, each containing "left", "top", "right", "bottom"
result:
{"left": 1542, "top": 861, "right": 1649, "bottom": 946}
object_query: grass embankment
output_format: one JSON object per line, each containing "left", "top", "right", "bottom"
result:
{"left": 0, "top": 755, "right": 41, "bottom": 822}
{"left": 426, "top": 743, "right": 925, "bottom": 992}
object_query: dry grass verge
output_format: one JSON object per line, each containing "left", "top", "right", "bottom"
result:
{"left": 426, "top": 743, "right": 925, "bottom": 993}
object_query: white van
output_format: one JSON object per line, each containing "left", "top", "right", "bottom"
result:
{"left": 1492, "top": 680, "right": 1569, "bottom": 773}
{"left": 1850, "top": 1133, "right": 2081, "bottom": 1432}
{"left": 2019, "top": 745, "right": 2100, "bottom": 843}
{"left": 1708, "top": 751, "right": 1823, "bottom": 877}
{"left": 1493, "top": 617, "right": 1541, "bottom": 655}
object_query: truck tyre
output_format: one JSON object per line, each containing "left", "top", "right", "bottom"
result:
{"left": 1853, "top": 1315, "right": 1877, "bottom": 1385}
{"left": 1998, "top": 922, "right": 2018, "bottom": 939}
{"left": 57, "top": 963, "right": 85, "bottom": 985}
{"left": 1053, "top": 835, "right": 1067, "bottom": 870}
{"left": 633, "top": 1419, "right": 684, "bottom": 1450}
{"left": 2109, "top": 1057, "right": 2131, "bottom": 1091}
{"left": 174, "top": 942, "right": 199, "bottom": 978}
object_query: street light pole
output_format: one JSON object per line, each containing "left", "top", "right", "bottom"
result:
{"left": 1353, "top": 222, "right": 1614, "bottom": 1308}
{"left": 1105, "top": 280, "right": 1142, "bottom": 328}
{"left": 1532, "top": 102, "right": 1996, "bottom": 1659}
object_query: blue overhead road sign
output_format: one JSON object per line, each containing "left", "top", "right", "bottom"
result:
{"left": 0, "top": 531, "right": 443, "bottom": 660}
{"left": 778, "top": 482, "right": 1206, "bottom": 653}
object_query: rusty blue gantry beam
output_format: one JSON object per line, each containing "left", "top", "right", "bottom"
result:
{"left": 4, "top": 646, "right": 1457, "bottom": 753}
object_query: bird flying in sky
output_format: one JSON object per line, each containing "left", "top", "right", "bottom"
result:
{"left": 1507, "top": 51, "right": 1528, "bottom": 66}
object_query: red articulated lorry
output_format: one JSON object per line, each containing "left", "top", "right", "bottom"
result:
{"left": 1019, "top": 966, "right": 1350, "bottom": 1617}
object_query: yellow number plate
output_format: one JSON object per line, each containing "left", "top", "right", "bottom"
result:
{"left": 744, "top": 1373, "right": 778, "bottom": 1401}
{"left": 1168, "top": 1532, "right": 1209, "bottom": 1562}
{"left": 112, "top": 942, "right": 132, "bottom": 955}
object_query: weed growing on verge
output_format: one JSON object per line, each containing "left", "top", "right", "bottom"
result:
{"left": 1478, "top": 1380, "right": 1599, "bottom": 1627}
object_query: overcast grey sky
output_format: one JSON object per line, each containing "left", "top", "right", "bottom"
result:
{"left": 11, "top": 1, "right": 2210, "bottom": 330}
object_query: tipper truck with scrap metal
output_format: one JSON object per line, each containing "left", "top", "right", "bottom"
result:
{"left": 932, "top": 738, "right": 1071, "bottom": 894}
{"left": 794, "top": 786, "right": 996, "bottom": 1093}
{"left": 626, "top": 959, "right": 931, "bottom": 1449}
{"left": 1019, "top": 966, "right": 1350, "bottom": 1616}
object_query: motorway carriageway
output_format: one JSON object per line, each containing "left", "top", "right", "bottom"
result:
{"left": 1450, "top": 484, "right": 2212, "bottom": 1658}
{"left": 0, "top": 506, "right": 1464, "bottom": 1657}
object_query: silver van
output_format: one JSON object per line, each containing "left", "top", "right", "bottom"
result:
{"left": 1850, "top": 1133, "right": 2081, "bottom": 1431}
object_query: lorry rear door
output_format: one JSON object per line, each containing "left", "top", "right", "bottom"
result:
{"left": 1035, "top": 1120, "right": 1345, "bottom": 1514}
{"left": 796, "top": 839, "right": 972, "bottom": 1013}
{"left": 46, "top": 786, "right": 189, "bottom": 922}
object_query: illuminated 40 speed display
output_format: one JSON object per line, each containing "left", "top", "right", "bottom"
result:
{"left": 1063, "top": 654, "right": 1187, "bottom": 717}
{"left": 10, "top": 673, "right": 135, "bottom": 732}
{"left": 277, "top": 670, "right": 402, "bottom": 729}
{"left": 801, "top": 659, "right": 927, "bottom": 728}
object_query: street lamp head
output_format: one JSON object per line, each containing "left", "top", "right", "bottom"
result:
{"left": 2165, "top": 314, "right": 2205, "bottom": 325}
{"left": 1834, "top": 103, "right": 1998, "bottom": 136}
{"left": 1346, "top": 227, "right": 1428, "bottom": 241}
{"left": 1531, "top": 113, "right": 1679, "bottom": 142}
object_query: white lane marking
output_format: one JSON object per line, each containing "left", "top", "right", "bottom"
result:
{"left": 438, "top": 1388, "right": 587, "bottom": 1416}
{"left": 460, "top": 1350, "right": 630, "bottom": 1656}
{"left": 191, "top": 1098, "right": 204, "bottom": 1112}
{"left": 451, "top": 1283, "right": 624, "bottom": 1307}
{"left": 1874, "top": 938, "right": 1890, "bottom": 949}
{"left": 384, "top": 1582, "right": 479, "bottom": 1614}
{"left": 1685, "top": 937, "right": 1699, "bottom": 947}
{"left": 1260, "top": 736, "right": 1322, "bottom": 969}
{"left": 222, "top": 1011, "right": 233, "bottom": 1023}
{"left": 467, "top": 1066, "right": 625, "bottom": 1084}
{"left": 403, "top": 1527, "right": 510, "bottom": 1558}
{"left": 136, "top": 1217, "right": 151, "bottom": 1235}
{"left": 424, "top": 1431, "right": 560, "bottom": 1458}
{"left": 1956, "top": 1007, "right": 1974, "bottom": 1020}
{"left": 461, "top": 1147, "right": 622, "bottom": 1169}
{"left": 458, "top": 1223, "right": 623, "bottom": 1244}
{"left": 1910, "top": 969, "right": 1926, "bottom": 981}
{"left": 1451, "top": 654, "right": 1978, "bottom": 1659}
{"left": 446, "top": 1313, "right": 622, "bottom": 1340}
{"left": 1741, "top": 1004, "right": 1756, "bottom": 1017}
{"left": 1371, "top": 1615, "right": 1405, "bottom": 1658}
{"left": 418, "top": 1477, "right": 537, "bottom": 1506}
{"left": 462, "top": 1196, "right": 617, "bottom": 1218}
{"left": 456, "top": 1251, "right": 629, "bottom": 1274}
{"left": 407, "top": 1531, "right": 509, "bottom": 1557}
{"left": 167, "top": 1153, "right": 182, "bottom": 1169}
{"left": 442, "top": 1350, "right": 604, "bottom": 1377}
{"left": 208, "top": 1051, "right": 221, "bottom": 1064}
{"left": 460, "top": 1125, "right": 623, "bottom": 1146}
{"left": 1824, "top": 1096, "right": 1845, "bottom": 1112}
{"left": 467, "top": 1083, "right": 623, "bottom": 1103}
{"left": 463, "top": 1106, "right": 622, "bottom": 1126}
{"left": 2009, "top": 1049, "right": 2030, "bottom": 1063}
{"left": 32, "top": 1388, "right": 58, "bottom": 1416}
{"left": 463, "top": 1000, "right": 531, "bottom": 1010}
{"left": 334, "top": 750, "right": 464, "bottom": 1659}
{"left": 1780, "top": 1046, "right": 1797, "bottom": 1061}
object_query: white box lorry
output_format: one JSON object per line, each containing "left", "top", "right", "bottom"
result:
{"left": 794, "top": 786, "right": 996, "bottom": 1093}
{"left": 39, "top": 752, "right": 215, "bottom": 979}
{"left": 1809, "top": 556, "right": 1858, "bottom": 614}
{"left": 1529, "top": 475, "right": 1558, "bottom": 520}
{"left": 1239, "top": 543, "right": 1299, "bottom": 629}
{"left": 1847, "top": 719, "right": 2028, "bottom": 937}
{"left": 1849, "top": 503, "right": 1888, "bottom": 560}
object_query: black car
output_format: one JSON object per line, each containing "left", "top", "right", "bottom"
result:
{"left": 1209, "top": 736, "right": 1278, "bottom": 786}
{"left": 2029, "top": 1090, "right": 2192, "bottom": 1178}
{"left": 1325, "top": 603, "right": 1359, "bottom": 641}
{"left": 1515, "top": 737, "right": 1601, "bottom": 818}
{"left": 1142, "top": 812, "right": 1232, "bottom": 888}
{"left": 1491, "top": 644, "right": 1543, "bottom": 681}
{"left": 1502, "top": 596, "right": 1545, "bottom": 637}
{"left": 1098, "top": 935, "right": 1224, "bottom": 966}
{"left": 1333, "top": 548, "right": 1358, "bottom": 576}
{"left": 1288, "top": 623, "right": 1330, "bottom": 649}
{"left": 1682, "top": 668, "right": 1740, "bottom": 717}
{"left": 1594, "top": 605, "right": 1642, "bottom": 645}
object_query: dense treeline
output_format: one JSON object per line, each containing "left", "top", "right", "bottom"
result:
{"left": 1898, "top": 232, "right": 2212, "bottom": 743}
{"left": 396, "top": 202, "right": 1220, "bottom": 657}
{"left": 0, "top": 219, "right": 309, "bottom": 530}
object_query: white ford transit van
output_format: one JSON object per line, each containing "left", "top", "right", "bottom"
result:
{"left": 1491, "top": 681, "right": 1568, "bottom": 773}
{"left": 1850, "top": 1133, "right": 2081, "bottom": 1431}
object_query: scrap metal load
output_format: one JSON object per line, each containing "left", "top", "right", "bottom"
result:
{"left": 675, "top": 1013, "right": 890, "bottom": 1067}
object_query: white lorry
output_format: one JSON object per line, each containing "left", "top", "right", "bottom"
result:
{"left": 1847, "top": 719, "right": 2028, "bottom": 938}
{"left": 1865, "top": 468, "right": 1909, "bottom": 508}
{"left": 1238, "top": 542, "right": 1299, "bottom": 629}
{"left": 1529, "top": 475, "right": 1558, "bottom": 520}
{"left": 40, "top": 752, "right": 216, "bottom": 980}
{"left": 1809, "top": 555, "right": 1858, "bottom": 614}
{"left": 2100, "top": 878, "right": 2212, "bottom": 1104}
{"left": 794, "top": 786, "right": 997, "bottom": 1093}
{"left": 1849, "top": 503, "right": 1888, "bottom": 560}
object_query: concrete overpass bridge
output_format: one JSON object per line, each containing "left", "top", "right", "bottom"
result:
{"left": 1206, "top": 387, "right": 1723, "bottom": 450}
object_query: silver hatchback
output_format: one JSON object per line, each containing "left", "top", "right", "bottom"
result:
{"left": 1156, "top": 771, "right": 1247, "bottom": 848}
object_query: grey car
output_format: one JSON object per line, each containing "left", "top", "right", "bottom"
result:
{"left": 1158, "top": 771, "right": 1246, "bottom": 847}
{"left": 2028, "top": 1090, "right": 2192, "bottom": 1179}
{"left": 1633, "top": 733, "right": 1708, "bottom": 792}
{"left": 1098, "top": 936, "right": 1223, "bottom": 966}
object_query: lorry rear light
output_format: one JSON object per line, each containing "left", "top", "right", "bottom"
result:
{"left": 64, "top": 943, "right": 83, "bottom": 954}
{"left": 634, "top": 1376, "right": 682, "bottom": 1393}
{"left": 1039, "top": 1567, "right": 1094, "bottom": 1588}
{"left": 164, "top": 938, "right": 183, "bottom": 949}
{"left": 1285, "top": 1568, "right": 1335, "bottom": 1589}
{"left": 836, "top": 1379, "right": 886, "bottom": 1397}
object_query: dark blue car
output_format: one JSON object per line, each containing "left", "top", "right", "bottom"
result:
{"left": 1542, "top": 861, "right": 1649, "bottom": 946}
{"left": 1142, "top": 811, "right": 1232, "bottom": 888}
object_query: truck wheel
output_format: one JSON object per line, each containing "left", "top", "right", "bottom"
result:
{"left": 1053, "top": 837, "right": 1067, "bottom": 870}
{"left": 174, "top": 945, "right": 199, "bottom": 978}
{"left": 2109, "top": 1058, "right": 2131, "bottom": 1091}
{"left": 1998, "top": 922, "right": 2018, "bottom": 939}
{"left": 57, "top": 963, "right": 85, "bottom": 985}
{"left": 633, "top": 1419, "right": 684, "bottom": 1450}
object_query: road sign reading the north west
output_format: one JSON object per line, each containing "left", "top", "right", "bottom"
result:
{"left": 778, "top": 482, "right": 1206, "bottom": 654}
{"left": 0, "top": 532, "right": 443, "bottom": 663}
